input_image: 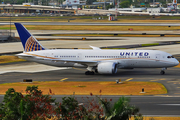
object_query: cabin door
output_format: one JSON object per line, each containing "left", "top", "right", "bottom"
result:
{"left": 78, "top": 53, "right": 82, "bottom": 60}
{"left": 155, "top": 54, "right": 160, "bottom": 61}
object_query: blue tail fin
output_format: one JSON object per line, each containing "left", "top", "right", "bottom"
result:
{"left": 14, "top": 23, "right": 45, "bottom": 52}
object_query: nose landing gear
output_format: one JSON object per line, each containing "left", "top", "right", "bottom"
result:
{"left": 160, "top": 71, "right": 165, "bottom": 75}
{"left": 160, "top": 68, "right": 167, "bottom": 75}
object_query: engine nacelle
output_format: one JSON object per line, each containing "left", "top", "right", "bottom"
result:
{"left": 97, "top": 62, "right": 117, "bottom": 74}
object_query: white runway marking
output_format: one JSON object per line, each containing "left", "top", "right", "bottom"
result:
{"left": 158, "top": 104, "right": 180, "bottom": 106}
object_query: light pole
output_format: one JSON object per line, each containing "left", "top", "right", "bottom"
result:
{"left": 104, "top": 0, "right": 105, "bottom": 10}
{"left": 10, "top": 15, "right": 11, "bottom": 37}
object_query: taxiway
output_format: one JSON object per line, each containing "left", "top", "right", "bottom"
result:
{"left": 0, "top": 62, "right": 180, "bottom": 115}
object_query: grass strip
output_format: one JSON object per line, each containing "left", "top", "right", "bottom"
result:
{"left": 0, "top": 55, "right": 25, "bottom": 64}
{"left": 141, "top": 43, "right": 159, "bottom": 47}
{"left": 50, "top": 34, "right": 180, "bottom": 37}
{"left": 0, "top": 81, "right": 167, "bottom": 95}
{"left": 3, "top": 16, "right": 180, "bottom": 22}
{"left": 102, "top": 48, "right": 126, "bottom": 49}
{"left": 1, "top": 25, "right": 180, "bottom": 31}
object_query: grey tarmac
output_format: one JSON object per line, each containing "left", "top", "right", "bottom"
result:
{"left": 1, "top": 37, "right": 180, "bottom": 55}
{"left": 0, "top": 62, "right": 180, "bottom": 115}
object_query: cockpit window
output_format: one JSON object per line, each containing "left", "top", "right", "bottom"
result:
{"left": 167, "top": 56, "right": 171, "bottom": 58}
{"left": 167, "top": 56, "right": 174, "bottom": 58}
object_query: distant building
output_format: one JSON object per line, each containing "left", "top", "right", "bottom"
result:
{"left": 60, "top": 0, "right": 80, "bottom": 8}
{"left": 109, "top": 8, "right": 146, "bottom": 12}
{"left": 149, "top": 2, "right": 162, "bottom": 7}
{"left": 147, "top": 8, "right": 162, "bottom": 13}
{"left": 66, "top": 0, "right": 80, "bottom": 5}
{"left": 23, "top": 3, "right": 34, "bottom": 6}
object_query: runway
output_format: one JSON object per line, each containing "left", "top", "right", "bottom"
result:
{"left": 0, "top": 61, "right": 180, "bottom": 115}
{"left": 1, "top": 22, "right": 180, "bottom": 26}
{"left": 52, "top": 95, "right": 180, "bottom": 116}
{"left": 0, "top": 94, "right": 179, "bottom": 116}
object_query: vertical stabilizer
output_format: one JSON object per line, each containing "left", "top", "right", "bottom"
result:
{"left": 14, "top": 23, "right": 45, "bottom": 52}
{"left": 173, "top": 0, "right": 177, "bottom": 4}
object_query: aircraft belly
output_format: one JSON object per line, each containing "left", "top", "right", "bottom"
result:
{"left": 133, "top": 61, "right": 166, "bottom": 68}
{"left": 133, "top": 61, "right": 151, "bottom": 68}
{"left": 122, "top": 59, "right": 151, "bottom": 68}
{"left": 131, "top": 60, "right": 173, "bottom": 68}
{"left": 121, "top": 59, "right": 169, "bottom": 68}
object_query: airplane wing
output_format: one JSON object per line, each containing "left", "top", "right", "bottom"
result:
{"left": 44, "top": 58, "right": 99, "bottom": 66}
{"left": 89, "top": 45, "right": 101, "bottom": 50}
{"left": 17, "top": 53, "right": 99, "bottom": 66}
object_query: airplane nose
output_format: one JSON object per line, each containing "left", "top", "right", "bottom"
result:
{"left": 174, "top": 59, "right": 179, "bottom": 66}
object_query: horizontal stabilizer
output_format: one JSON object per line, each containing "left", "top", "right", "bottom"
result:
{"left": 89, "top": 45, "right": 101, "bottom": 50}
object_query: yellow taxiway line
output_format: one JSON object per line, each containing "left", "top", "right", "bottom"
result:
{"left": 73, "top": 67, "right": 86, "bottom": 71}
{"left": 126, "top": 78, "right": 133, "bottom": 81}
{"left": 60, "top": 78, "right": 68, "bottom": 82}
{"left": 150, "top": 78, "right": 166, "bottom": 81}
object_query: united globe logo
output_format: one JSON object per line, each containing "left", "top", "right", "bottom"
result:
{"left": 25, "top": 36, "right": 44, "bottom": 52}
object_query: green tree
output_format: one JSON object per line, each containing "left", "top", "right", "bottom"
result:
{"left": 55, "top": 96, "right": 88, "bottom": 119}
{"left": 99, "top": 96, "right": 140, "bottom": 120}
{"left": 0, "top": 86, "right": 55, "bottom": 120}
{"left": 41, "top": 0, "right": 51, "bottom": 6}
{"left": 16, "top": 0, "right": 26, "bottom": 4}
{"left": 0, "top": 87, "right": 142, "bottom": 120}
{"left": 106, "top": 4, "right": 114, "bottom": 10}
{"left": 24, "top": 86, "right": 56, "bottom": 119}
{"left": 0, "top": 88, "right": 23, "bottom": 120}
{"left": 120, "top": 1, "right": 131, "bottom": 8}
{"left": 86, "top": 0, "right": 96, "bottom": 5}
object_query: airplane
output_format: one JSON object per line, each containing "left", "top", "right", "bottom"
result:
{"left": 14, "top": 23, "right": 179, "bottom": 75}
{"left": 166, "top": 0, "right": 178, "bottom": 12}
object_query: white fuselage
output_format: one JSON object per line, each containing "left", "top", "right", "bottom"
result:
{"left": 18, "top": 49, "right": 179, "bottom": 69}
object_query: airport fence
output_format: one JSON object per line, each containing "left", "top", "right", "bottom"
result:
{"left": 0, "top": 30, "right": 15, "bottom": 41}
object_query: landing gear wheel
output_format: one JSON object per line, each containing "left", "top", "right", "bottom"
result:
{"left": 85, "top": 71, "right": 95, "bottom": 75}
{"left": 90, "top": 71, "right": 95, "bottom": 75}
{"left": 85, "top": 71, "right": 90, "bottom": 75}
{"left": 160, "top": 71, "right": 165, "bottom": 75}
{"left": 95, "top": 69, "right": 98, "bottom": 73}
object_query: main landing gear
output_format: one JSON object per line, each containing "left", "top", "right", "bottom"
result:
{"left": 160, "top": 68, "right": 167, "bottom": 75}
{"left": 85, "top": 71, "right": 95, "bottom": 75}
{"left": 85, "top": 66, "right": 96, "bottom": 75}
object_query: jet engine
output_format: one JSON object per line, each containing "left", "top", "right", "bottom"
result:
{"left": 97, "top": 62, "right": 117, "bottom": 74}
